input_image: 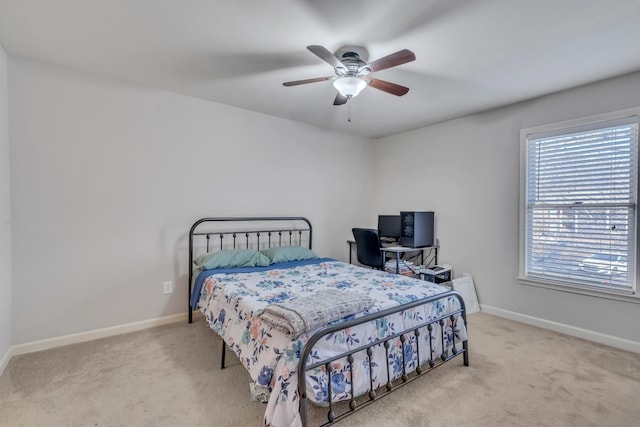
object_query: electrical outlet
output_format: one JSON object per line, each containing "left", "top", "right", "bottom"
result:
{"left": 163, "top": 281, "right": 174, "bottom": 294}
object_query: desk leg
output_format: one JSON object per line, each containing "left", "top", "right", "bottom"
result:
{"left": 348, "top": 241, "right": 353, "bottom": 264}
{"left": 395, "top": 253, "right": 400, "bottom": 274}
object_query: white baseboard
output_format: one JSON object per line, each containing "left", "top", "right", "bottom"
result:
{"left": 10, "top": 312, "right": 188, "bottom": 358}
{"left": 480, "top": 304, "right": 640, "bottom": 353}
{"left": 0, "top": 345, "right": 12, "bottom": 377}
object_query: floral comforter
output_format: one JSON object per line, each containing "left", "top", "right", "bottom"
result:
{"left": 196, "top": 259, "right": 467, "bottom": 427}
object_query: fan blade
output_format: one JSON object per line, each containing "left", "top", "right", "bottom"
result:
{"left": 333, "top": 93, "right": 348, "bottom": 105}
{"left": 283, "top": 76, "right": 333, "bottom": 86}
{"left": 364, "top": 49, "right": 416, "bottom": 73}
{"left": 307, "top": 45, "right": 346, "bottom": 70}
{"left": 367, "top": 77, "right": 410, "bottom": 96}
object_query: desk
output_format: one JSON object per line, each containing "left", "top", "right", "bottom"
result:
{"left": 347, "top": 240, "right": 438, "bottom": 272}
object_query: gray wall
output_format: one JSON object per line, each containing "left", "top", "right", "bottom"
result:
{"left": 8, "top": 57, "right": 374, "bottom": 344}
{"left": 372, "top": 71, "right": 640, "bottom": 343}
{"left": 0, "top": 44, "right": 11, "bottom": 360}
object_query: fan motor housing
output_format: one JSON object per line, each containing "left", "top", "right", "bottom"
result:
{"left": 336, "top": 53, "right": 369, "bottom": 76}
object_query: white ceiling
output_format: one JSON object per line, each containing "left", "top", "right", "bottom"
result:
{"left": 1, "top": 0, "right": 640, "bottom": 139}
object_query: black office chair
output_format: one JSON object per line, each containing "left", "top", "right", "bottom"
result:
{"left": 352, "top": 228, "right": 385, "bottom": 270}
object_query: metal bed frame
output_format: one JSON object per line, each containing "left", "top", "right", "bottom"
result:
{"left": 188, "top": 217, "right": 469, "bottom": 426}
{"left": 188, "top": 216, "right": 312, "bottom": 324}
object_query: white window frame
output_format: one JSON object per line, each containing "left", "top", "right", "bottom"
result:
{"left": 518, "top": 108, "right": 640, "bottom": 303}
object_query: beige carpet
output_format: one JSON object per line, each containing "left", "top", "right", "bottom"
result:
{"left": 1, "top": 312, "right": 639, "bottom": 427}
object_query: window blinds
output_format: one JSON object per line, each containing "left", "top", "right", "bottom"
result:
{"left": 525, "top": 118, "right": 638, "bottom": 293}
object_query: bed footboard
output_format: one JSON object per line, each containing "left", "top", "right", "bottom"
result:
{"left": 297, "top": 290, "right": 469, "bottom": 426}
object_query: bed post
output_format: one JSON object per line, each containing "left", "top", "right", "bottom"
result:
{"left": 188, "top": 218, "right": 207, "bottom": 324}
{"left": 458, "top": 294, "right": 470, "bottom": 367}
{"left": 188, "top": 226, "right": 194, "bottom": 324}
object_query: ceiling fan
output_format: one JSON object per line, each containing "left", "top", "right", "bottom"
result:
{"left": 283, "top": 45, "right": 416, "bottom": 105}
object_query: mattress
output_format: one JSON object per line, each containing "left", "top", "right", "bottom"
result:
{"left": 194, "top": 258, "right": 467, "bottom": 427}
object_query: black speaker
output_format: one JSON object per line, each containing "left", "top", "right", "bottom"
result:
{"left": 400, "top": 211, "right": 434, "bottom": 248}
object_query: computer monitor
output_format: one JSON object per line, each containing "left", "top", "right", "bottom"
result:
{"left": 377, "top": 215, "right": 401, "bottom": 240}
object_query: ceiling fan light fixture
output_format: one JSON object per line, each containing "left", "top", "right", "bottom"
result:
{"left": 283, "top": 45, "right": 415, "bottom": 105}
{"left": 333, "top": 76, "right": 367, "bottom": 98}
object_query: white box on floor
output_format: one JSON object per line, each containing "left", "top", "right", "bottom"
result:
{"left": 452, "top": 275, "right": 480, "bottom": 314}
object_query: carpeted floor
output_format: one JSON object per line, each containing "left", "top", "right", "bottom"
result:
{"left": 1, "top": 312, "right": 639, "bottom": 427}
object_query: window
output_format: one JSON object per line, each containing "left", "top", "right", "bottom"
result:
{"left": 519, "top": 110, "right": 638, "bottom": 297}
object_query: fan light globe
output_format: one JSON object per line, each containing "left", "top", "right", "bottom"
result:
{"left": 333, "top": 76, "right": 367, "bottom": 98}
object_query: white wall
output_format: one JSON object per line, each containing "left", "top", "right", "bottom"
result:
{"left": 0, "top": 45, "right": 12, "bottom": 361}
{"left": 10, "top": 53, "right": 638, "bottom": 348}
{"left": 8, "top": 57, "right": 374, "bottom": 344}
{"left": 373, "top": 71, "right": 640, "bottom": 343}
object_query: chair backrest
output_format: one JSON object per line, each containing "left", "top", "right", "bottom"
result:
{"left": 352, "top": 228, "right": 384, "bottom": 270}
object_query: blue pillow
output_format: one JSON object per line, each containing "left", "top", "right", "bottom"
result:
{"left": 194, "top": 249, "right": 271, "bottom": 269}
{"left": 260, "top": 246, "right": 318, "bottom": 263}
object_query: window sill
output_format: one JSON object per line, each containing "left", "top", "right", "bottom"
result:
{"left": 517, "top": 276, "right": 640, "bottom": 304}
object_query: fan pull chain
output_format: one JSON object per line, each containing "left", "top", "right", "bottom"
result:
{"left": 347, "top": 105, "right": 351, "bottom": 123}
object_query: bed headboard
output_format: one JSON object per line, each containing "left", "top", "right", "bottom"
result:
{"left": 188, "top": 216, "right": 312, "bottom": 322}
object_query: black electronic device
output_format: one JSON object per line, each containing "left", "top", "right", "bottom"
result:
{"left": 377, "top": 215, "right": 401, "bottom": 240}
{"left": 400, "top": 211, "right": 434, "bottom": 248}
{"left": 421, "top": 265, "right": 451, "bottom": 284}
